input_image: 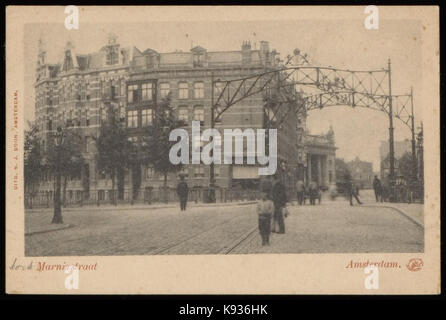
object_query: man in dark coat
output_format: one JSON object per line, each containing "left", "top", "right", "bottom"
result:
{"left": 372, "top": 175, "right": 382, "bottom": 202}
{"left": 271, "top": 174, "right": 287, "bottom": 234}
{"left": 346, "top": 175, "right": 362, "bottom": 206}
{"left": 296, "top": 180, "right": 305, "bottom": 205}
{"left": 309, "top": 181, "right": 318, "bottom": 205}
{"left": 176, "top": 175, "right": 189, "bottom": 211}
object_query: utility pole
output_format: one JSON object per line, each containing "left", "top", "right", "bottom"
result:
{"left": 52, "top": 126, "right": 64, "bottom": 224}
{"left": 410, "top": 87, "right": 417, "bottom": 183}
{"left": 209, "top": 71, "right": 216, "bottom": 203}
{"left": 387, "top": 59, "right": 396, "bottom": 200}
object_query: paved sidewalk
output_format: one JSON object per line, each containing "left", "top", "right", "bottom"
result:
{"left": 233, "top": 201, "right": 424, "bottom": 254}
{"left": 343, "top": 189, "right": 424, "bottom": 227}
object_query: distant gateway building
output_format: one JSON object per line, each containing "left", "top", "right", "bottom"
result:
{"left": 32, "top": 35, "right": 335, "bottom": 203}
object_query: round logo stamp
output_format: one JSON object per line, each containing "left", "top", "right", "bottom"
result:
{"left": 406, "top": 258, "right": 423, "bottom": 272}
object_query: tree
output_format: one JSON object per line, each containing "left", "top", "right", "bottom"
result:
{"left": 397, "top": 152, "right": 413, "bottom": 183}
{"left": 24, "top": 123, "right": 42, "bottom": 208}
{"left": 59, "top": 129, "right": 85, "bottom": 206}
{"left": 142, "top": 96, "right": 185, "bottom": 203}
{"left": 95, "top": 105, "right": 133, "bottom": 204}
{"left": 44, "top": 125, "right": 85, "bottom": 223}
{"left": 335, "top": 158, "right": 350, "bottom": 182}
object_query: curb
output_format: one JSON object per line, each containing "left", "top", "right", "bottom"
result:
{"left": 25, "top": 224, "right": 76, "bottom": 236}
{"left": 363, "top": 205, "right": 423, "bottom": 229}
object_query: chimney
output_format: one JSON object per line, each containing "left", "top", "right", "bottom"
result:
{"left": 260, "top": 41, "right": 269, "bottom": 53}
{"left": 241, "top": 41, "right": 252, "bottom": 65}
{"left": 241, "top": 40, "right": 251, "bottom": 51}
{"left": 259, "top": 41, "right": 270, "bottom": 65}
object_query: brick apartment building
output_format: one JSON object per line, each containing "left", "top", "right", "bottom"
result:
{"left": 32, "top": 35, "right": 332, "bottom": 204}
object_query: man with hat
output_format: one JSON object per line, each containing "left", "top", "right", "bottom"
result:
{"left": 176, "top": 174, "right": 189, "bottom": 211}
{"left": 271, "top": 173, "right": 288, "bottom": 234}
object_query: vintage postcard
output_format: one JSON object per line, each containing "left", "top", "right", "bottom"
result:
{"left": 5, "top": 6, "right": 440, "bottom": 294}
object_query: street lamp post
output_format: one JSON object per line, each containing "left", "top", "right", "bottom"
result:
{"left": 52, "top": 126, "right": 64, "bottom": 224}
{"left": 208, "top": 72, "right": 216, "bottom": 203}
{"left": 410, "top": 87, "right": 418, "bottom": 184}
{"left": 387, "top": 59, "right": 396, "bottom": 201}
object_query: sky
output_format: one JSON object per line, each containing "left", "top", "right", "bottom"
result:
{"left": 24, "top": 17, "right": 423, "bottom": 172}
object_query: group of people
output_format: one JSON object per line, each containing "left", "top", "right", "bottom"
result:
{"left": 296, "top": 180, "right": 321, "bottom": 205}
{"left": 176, "top": 174, "right": 288, "bottom": 247}
{"left": 176, "top": 172, "right": 370, "bottom": 248}
{"left": 257, "top": 175, "right": 288, "bottom": 246}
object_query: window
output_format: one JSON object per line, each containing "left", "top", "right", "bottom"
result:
{"left": 160, "top": 83, "right": 170, "bottom": 99}
{"left": 178, "top": 82, "right": 188, "bottom": 99}
{"left": 146, "top": 167, "right": 154, "bottom": 179}
{"left": 193, "top": 53, "right": 204, "bottom": 67}
{"left": 193, "top": 135, "right": 204, "bottom": 152}
{"left": 142, "top": 83, "right": 153, "bottom": 101}
{"left": 99, "top": 171, "right": 106, "bottom": 180}
{"left": 214, "top": 165, "right": 220, "bottom": 178}
{"left": 100, "top": 108, "right": 107, "bottom": 122}
{"left": 179, "top": 167, "right": 189, "bottom": 178}
{"left": 193, "top": 106, "right": 204, "bottom": 122}
{"left": 128, "top": 136, "right": 138, "bottom": 143}
{"left": 178, "top": 106, "right": 189, "bottom": 122}
{"left": 81, "top": 86, "right": 86, "bottom": 101}
{"left": 48, "top": 120, "right": 52, "bottom": 131}
{"left": 214, "top": 135, "right": 222, "bottom": 153}
{"left": 127, "top": 110, "right": 138, "bottom": 128}
{"left": 142, "top": 109, "right": 153, "bottom": 127}
{"left": 111, "top": 85, "right": 117, "bottom": 99}
{"left": 120, "top": 80, "right": 125, "bottom": 96}
{"left": 194, "top": 166, "right": 205, "bottom": 178}
{"left": 106, "top": 46, "right": 119, "bottom": 65}
{"left": 119, "top": 105, "right": 126, "bottom": 120}
{"left": 194, "top": 82, "right": 204, "bottom": 99}
{"left": 127, "top": 84, "right": 138, "bottom": 103}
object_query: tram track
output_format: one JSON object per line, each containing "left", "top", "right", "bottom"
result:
{"left": 149, "top": 212, "right": 254, "bottom": 255}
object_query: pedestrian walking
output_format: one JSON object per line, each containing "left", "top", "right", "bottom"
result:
{"left": 271, "top": 174, "right": 287, "bottom": 234}
{"left": 373, "top": 175, "right": 382, "bottom": 202}
{"left": 346, "top": 176, "right": 362, "bottom": 206}
{"left": 176, "top": 175, "right": 189, "bottom": 211}
{"left": 257, "top": 187, "right": 274, "bottom": 246}
{"left": 296, "top": 180, "right": 305, "bottom": 205}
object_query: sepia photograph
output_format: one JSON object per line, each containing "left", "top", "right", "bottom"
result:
{"left": 6, "top": 5, "right": 440, "bottom": 294}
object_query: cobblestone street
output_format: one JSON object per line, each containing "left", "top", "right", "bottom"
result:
{"left": 25, "top": 190, "right": 424, "bottom": 256}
